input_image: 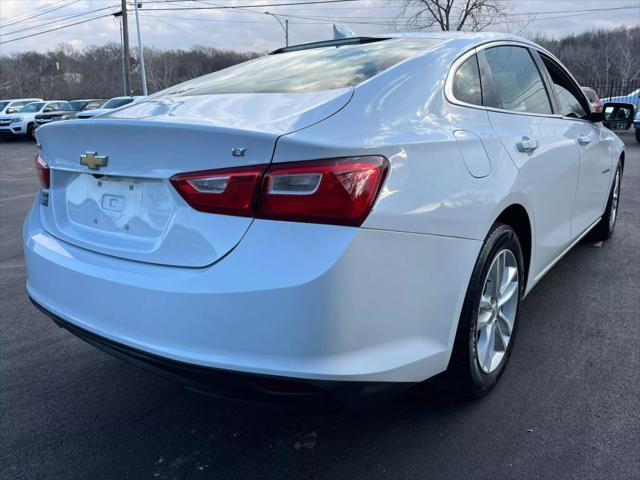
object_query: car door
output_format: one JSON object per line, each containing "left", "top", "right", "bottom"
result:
{"left": 536, "top": 52, "right": 613, "bottom": 237}
{"left": 479, "top": 45, "right": 581, "bottom": 277}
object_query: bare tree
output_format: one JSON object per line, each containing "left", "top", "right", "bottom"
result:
{"left": 400, "top": 0, "right": 508, "bottom": 32}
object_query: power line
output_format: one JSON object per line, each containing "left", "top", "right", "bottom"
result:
{"left": 0, "top": 13, "right": 114, "bottom": 45}
{"left": 2, "top": 0, "right": 637, "bottom": 46}
{"left": 0, "top": 0, "right": 82, "bottom": 29}
{"left": 1, "top": 5, "right": 120, "bottom": 37}
{"left": 140, "top": 1, "right": 640, "bottom": 17}
{"left": 139, "top": 0, "right": 377, "bottom": 11}
{"left": 0, "top": 0, "right": 76, "bottom": 26}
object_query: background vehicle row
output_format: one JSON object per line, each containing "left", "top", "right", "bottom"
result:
{"left": 0, "top": 96, "right": 141, "bottom": 140}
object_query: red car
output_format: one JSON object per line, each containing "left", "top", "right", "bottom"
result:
{"left": 581, "top": 86, "right": 603, "bottom": 113}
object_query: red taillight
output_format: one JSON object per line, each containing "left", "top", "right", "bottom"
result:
{"left": 35, "top": 153, "right": 50, "bottom": 189}
{"left": 170, "top": 165, "right": 267, "bottom": 217}
{"left": 170, "top": 156, "right": 388, "bottom": 226}
{"left": 258, "top": 156, "right": 388, "bottom": 226}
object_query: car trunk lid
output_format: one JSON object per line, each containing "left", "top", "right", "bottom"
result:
{"left": 35, "top": 89, "right": 352, "bottom": 267}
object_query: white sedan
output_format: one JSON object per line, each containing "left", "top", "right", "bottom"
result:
{"left": 26, "top": 32, "right": 626, "bottom": 405}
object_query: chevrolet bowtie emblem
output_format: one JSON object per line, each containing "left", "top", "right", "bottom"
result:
{"left": 80, "top": 151, "right": 108, "bottom": 170}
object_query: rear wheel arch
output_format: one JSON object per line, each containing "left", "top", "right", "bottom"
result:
{"left": 494, "top": 204, "right": 532, "bottom": 291}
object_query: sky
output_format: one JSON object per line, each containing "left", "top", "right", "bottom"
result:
{"left": 1, "top": 0, "right": 639, "bottom": 55}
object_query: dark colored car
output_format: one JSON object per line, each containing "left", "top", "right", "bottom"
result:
{"left": 34, "top": 99, "right": 104, "bottom": 126}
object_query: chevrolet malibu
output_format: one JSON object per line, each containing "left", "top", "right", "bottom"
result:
{"left": 25, "top": 33, "right": 627, "bottom": 406}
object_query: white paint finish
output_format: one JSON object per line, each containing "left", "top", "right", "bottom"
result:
{"left": 25, "top": 206, "right": 480, "bottom": 382}
{"left": 487, "top": 112, "right": 580, "bottom": 278}
{"left": 34, "top": 90, "right": 353, "bottom": 267}
{"left": 103, "top": 89, "right": 353, "bottom": 134}
{"left": 453, "top": 130, "right": 492, "bottom": 178}
{"left": 24, "top": 32, "right": 627, "bottom": 385}
{"left": 275, "top": 50, "right": 519, "bottom": 243}
{"left": 571, "top": 121, "right": 616, "bottom": 236}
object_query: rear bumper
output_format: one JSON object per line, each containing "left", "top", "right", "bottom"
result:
{"left": 31, "top": 297, "right": 406, "bottom": 407}
{"left": 24, "top": 198, "right": 480, "bottom": 386}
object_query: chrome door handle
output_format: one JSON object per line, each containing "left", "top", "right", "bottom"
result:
{"left": 516, "top": 137, "right": 539, "bottom": 153}
{"left": 577, "top": 135, "right": 591, "bottom": 145}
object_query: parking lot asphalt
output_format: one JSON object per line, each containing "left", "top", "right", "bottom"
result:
{"left": 1, "top": 136, "right": 639, "bottom": 480}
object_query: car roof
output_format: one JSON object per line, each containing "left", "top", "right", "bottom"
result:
{"left": 276, "top": 31, "right": 545, "bottom": 56}
{"left": 2, "top": 98, "right": 43, "bottom": 103}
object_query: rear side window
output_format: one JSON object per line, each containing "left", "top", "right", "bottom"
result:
{"left": 452, "top": 55, "right": 482, "bottom": 105}
{"left": 159, "top": 38, "right": 443, "bottom": 95}
{"left": 483, "top": 46, "right": 552, "bottom": 115}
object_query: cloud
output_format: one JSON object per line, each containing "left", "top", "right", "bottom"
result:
{"left": 1, "top": 0, "right": 638, "bottom": 54}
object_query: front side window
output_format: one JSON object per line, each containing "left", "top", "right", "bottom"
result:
{"left": 483, "top": 46, "right": 552, "bottom": 115}
{"left": 541, "top": 55, "right": 589, "bottom": 119}
{"left": 452, "top": 54, "right": 482, "bottom": 105}
{"left": 554, "top": 85, "right": 588, "bottom": 118}
{"left": 19, "top": 102, "right": 45, "bottom": 113}
{"left": 159, "top": 38, "right": 443, "bottom": 95}
{"left": 6, "top": 100, "right": 33, "bottom": 113}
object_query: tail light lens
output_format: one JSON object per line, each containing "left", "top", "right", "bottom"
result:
{"left": 171, "top": 156, "right": 388, "bottom": 226}
{"left": 35, "top": 153, "right": 50, "bottom": 189}
{"left": 170, "top": 165, "right": 266, "bottom": 217}
{"left": 258, "top": 156, "right": 388, "bottom": 226}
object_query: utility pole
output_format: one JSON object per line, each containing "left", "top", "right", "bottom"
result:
{"left": 118, "top": 17, "right": 126, "bottom": 96}
{"left": 133, "top": 2, "right": 148, "bottom": 96}
{"left": 265, "top": 12, "right": 288, "bottom": 47}
{"left": 120, "top": 0, "right": 131, "bottom": 95}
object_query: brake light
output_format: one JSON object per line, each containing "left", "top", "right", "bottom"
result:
{"left": 170, "top": 156, "right": 388, "bottom": 226}
{"left": 258, "top": 156, "right": 388, "bottom": 226}
{"left": 35, "top": 153, "right": 50, "bottom": 189}
{"left": 170, "top": 165, "right": 267, "bottom": 217}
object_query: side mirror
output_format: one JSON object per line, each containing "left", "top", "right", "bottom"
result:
{"left": 601, "top": 102, "right": 636, "bottom": 130}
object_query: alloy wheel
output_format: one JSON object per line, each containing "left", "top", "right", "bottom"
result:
{"left": 610, "top": 169, "right": 620, "bottom": 230}
{"left": 475, "top": 249, "right": 519, "bottom": 374}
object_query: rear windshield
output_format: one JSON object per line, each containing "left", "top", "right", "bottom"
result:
{"left": 161, "top": 38, "right": 441, "bottom": 95}
{"left": 102, "top": 97, "right": 134, "bottom": 108}
{"left": 60, "top": 101, "right": 87, "bottom": 111}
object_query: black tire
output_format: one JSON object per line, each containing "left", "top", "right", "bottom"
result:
{"left": 445, "top": 223, "right": 524, "bottom": 397}
{"left": 27, "top": 123, "right": 36, "bottom": 140}
{"left": 592, "top": 161, "right": 622, "bottom": 241}
{"left": 635, "top": 128, "right": 639, "bottom": 143}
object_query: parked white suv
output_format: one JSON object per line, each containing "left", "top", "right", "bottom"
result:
{"left": 0, "top": 98, "right": 43, "bottom": 115}
{"left": 0, "top": 101, "right": 67, "bottom": 139}
{"left": 0, "top": 98, "right": 43, "bottom": 137}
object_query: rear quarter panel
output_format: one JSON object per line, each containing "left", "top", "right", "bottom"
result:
{"left": 274, "top": 41, "right": 530, "bottom": 244}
